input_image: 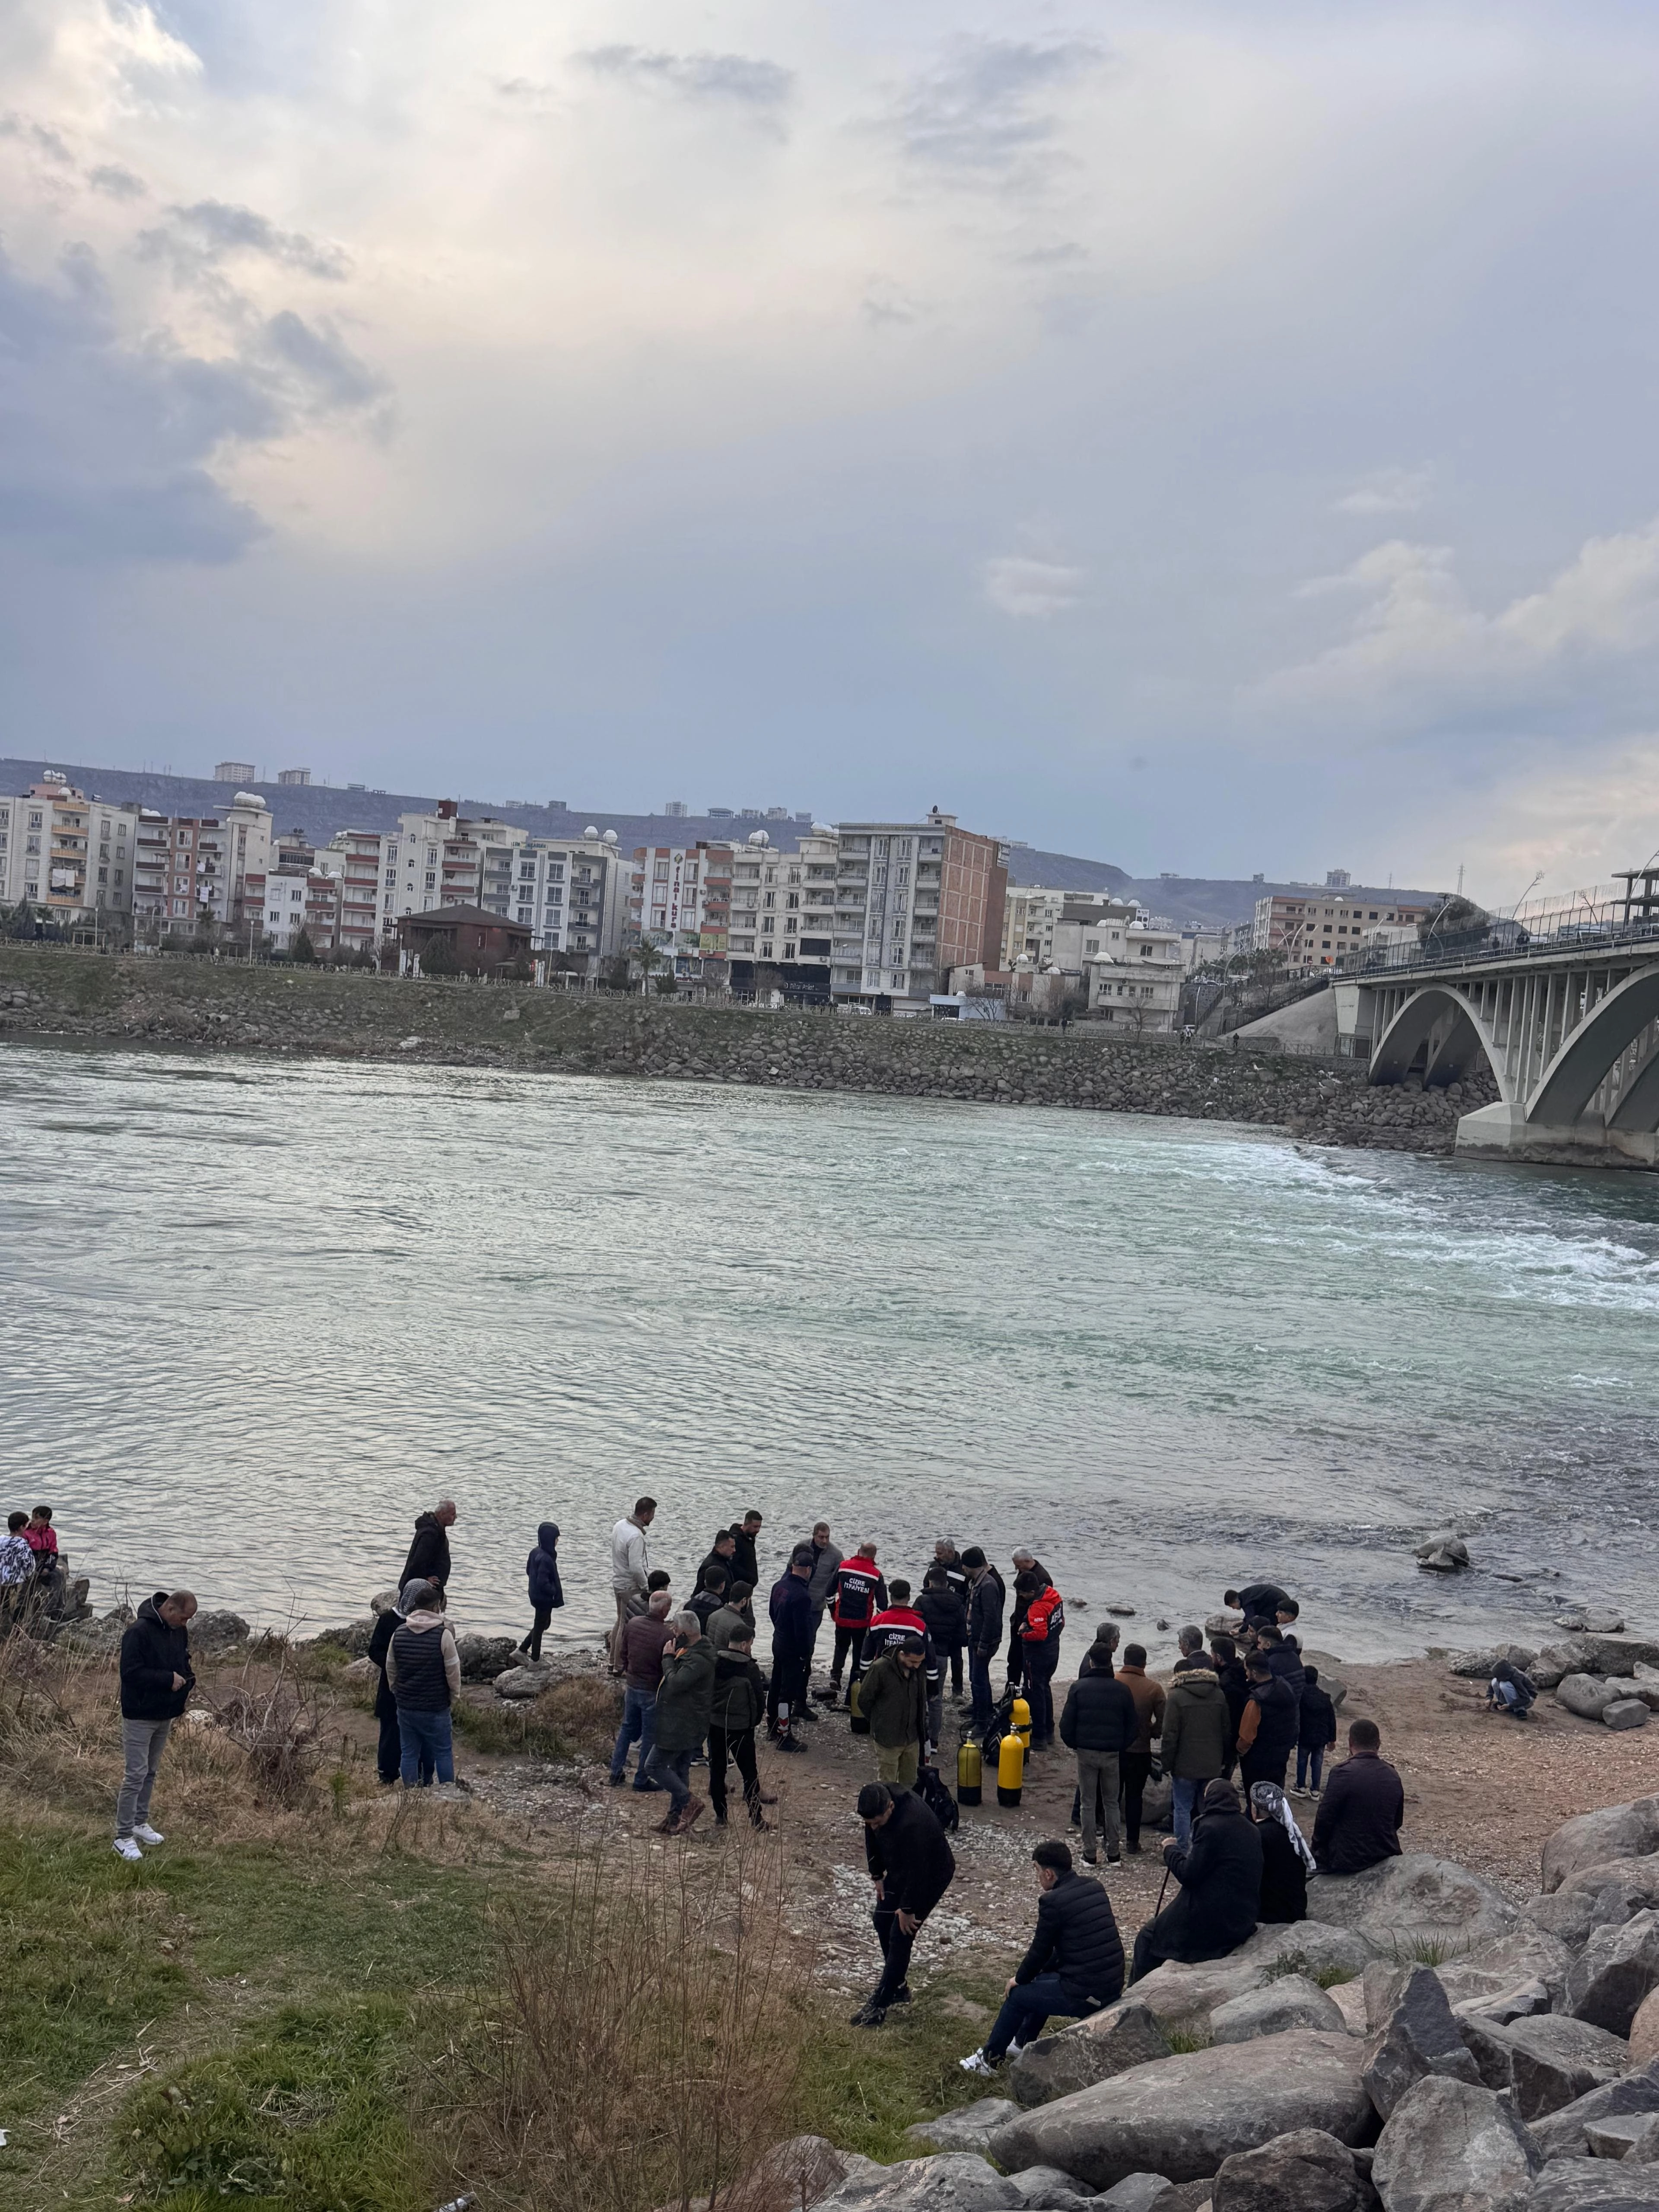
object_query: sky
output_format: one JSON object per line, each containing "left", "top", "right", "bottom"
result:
{"left": 3, "top": 1, "right": 1659, "bottom": 903}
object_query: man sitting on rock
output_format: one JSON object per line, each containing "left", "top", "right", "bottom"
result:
{"left": 959, "top": 1839, "right": 1124, "bottom": 2076}
{"left": 1311, "top": 1717, "right": 1403, "bottom": 1875}
{"left": 1128, "top": 1778, "right": 1262, "bottom": 1983}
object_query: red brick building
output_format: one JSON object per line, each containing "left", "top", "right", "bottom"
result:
{"left": 397, "top": 905, "right": 532, "bottom": 975}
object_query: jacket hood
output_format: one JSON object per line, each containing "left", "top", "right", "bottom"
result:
{"left": 413, "top": 1511, "right": 440, "bottom": 1529}
{"left": 404, "top": 1610, "right": 448, "bottom": 1633}
{"left": 715, "top": 1649, "right": 754, "bottom": 1676}
{"left": 536, "top": 1521, "right": 560, "bottom": 1552}
{"left": 138, "top": 1592, "right": 168, "bottom": 1627}
{"left": 1168, "top": 1669, "right": 1224, "bottom": 1706}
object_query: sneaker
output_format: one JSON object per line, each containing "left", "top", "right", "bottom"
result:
{"left": 848, "top": 1999, "right": 888, "bottom": 2029}
{"left": 1106, "top": 1848, "right": 1122, "bottom": 1864}
{"left": 1007, "top": 2041, "right": 1027, "bottom": 2059}
{"left": 959, "top": 2049, "right": 998, "bottom": 2078}
{"left": 132, "top": 1824, "right": 165, "bottom": 1847}
{"left": 1125, "top": 1841, "right": 1142, "bottom": 1855}
{"left": 1082, "top": 1849, "right": 1098, "bottom": 1865}
{"left": 113, "top": 1836, "right": 143, "bottom": 1862}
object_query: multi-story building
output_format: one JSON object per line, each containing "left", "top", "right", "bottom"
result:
{"left": 510, "top": 835, "right": 626, "bottom": 964}
{"left": 1084, "top": 919, "right": 1185, "bottom": 1030}
{"left": 629, "top": 830, "right": 831, "bottom": 976}
{"left": 830, "top": 810, "right": 1007, "bottom": 1012}
{"left": 245, "top": 867, "right": 313, "bottom": 952}
{"left": 0, "top": 777, "right": 145, "bottom": 925}
{"left": 130, "top": 794, "right": 272, "bottom": 934}
{"left": 1249, "top": 890, "right": 1435, "bottom": 974}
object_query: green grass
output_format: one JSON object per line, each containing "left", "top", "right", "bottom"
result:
{"left": 1261, "top": 1948, "right": 1358, "bottom": 1989}
{"left": 450, "top": 1697, "right": 571, "bottom": 1760}
{"left": 788, "top": 1971, "right": 1012, "bottom": 2161}
{"left": 1163, "top": 2025, "right": 1213, "bottom": 2054}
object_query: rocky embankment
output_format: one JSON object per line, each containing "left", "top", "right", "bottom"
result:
{"left": 0, "top": 948, "right": 1486, "bottom": 1157}
{"left": 759, "top": 1793, "right": 1659, "bottom": 2212}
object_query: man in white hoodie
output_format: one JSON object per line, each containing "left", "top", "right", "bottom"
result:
{"left": 610, "top": 1497, "right": 657, "bottom": 1670}
{"left": 385, "top": 1580, "right": 461, "bottom": 1786}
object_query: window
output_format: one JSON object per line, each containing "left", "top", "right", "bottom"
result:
{"left": 424, "top": 872, "right": 436, "bottom": 889}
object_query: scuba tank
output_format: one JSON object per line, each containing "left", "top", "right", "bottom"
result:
{"left": 1011, "top": 1696, "right": 1032, "bottom": 1749}
{"left": 956, "top": 1738, "right": 983, "bottom": 1806}
{"left": 997, "top": 1729, "right": 1025, "bottom": 1808}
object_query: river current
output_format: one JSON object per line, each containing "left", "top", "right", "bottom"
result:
{"left": 3, "top": 1041, "right": 1657, "bottom": 1661}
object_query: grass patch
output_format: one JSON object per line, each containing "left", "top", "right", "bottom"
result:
{"left": 1393, "top": 1935, "right": 1459, "bottom": 1967}
{"left": 450, "top": 1698, "right": 570, "bottom": 1760}
{"left": 789, "top": 1972, "right": 1011, "bottom": 2161}
{"left": 1163, "top": 2025, "right": 1212, "bottom": 2053}
{"left": 1261, "top": 1948, "right": 1358, "bottom": 1990}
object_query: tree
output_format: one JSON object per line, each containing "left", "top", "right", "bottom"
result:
{"left": 290, "top": 926, "right": 317, "bottom": 965}
{"left": 418, "top": 931, "right": 458, "bottom": 977}
{"left": 634, "top": 940, "right": 666, "bottom": 992}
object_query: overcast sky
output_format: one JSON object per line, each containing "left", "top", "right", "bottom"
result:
{"left": 3, "top": 1, "right": 1658, "bottom": 900}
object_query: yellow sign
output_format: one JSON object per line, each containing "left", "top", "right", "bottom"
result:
{"left": 699, "top": 929, "right": 728, "bottom": 956}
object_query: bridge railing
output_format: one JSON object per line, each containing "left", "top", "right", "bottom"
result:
{"left": 1341, "top": 913, "right": 1659, "bottom": 985}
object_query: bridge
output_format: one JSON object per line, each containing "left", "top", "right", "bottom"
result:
{"left": 1335, "top": 872, "right": 1659, "bottom": 1168}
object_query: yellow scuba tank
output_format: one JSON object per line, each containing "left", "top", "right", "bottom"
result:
{"left": 997, "top": 1729, "right": 1024, "bottom": 1808}
{"left": 1011, "top": 1696, "right": 1032, "bottom": 1749}
{"left": 956, "top": 1738, "right": 982, "bottom": 1806}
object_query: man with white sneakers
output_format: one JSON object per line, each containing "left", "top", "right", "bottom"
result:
{"left": 114, "top": 1589, "right": 197, "bottom": 1862}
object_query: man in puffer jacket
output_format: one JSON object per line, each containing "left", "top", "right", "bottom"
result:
{"left": 519, "top": 1522, "right": 564, "bottom": 1661}
{"left": 960, "top": 1840, "right": 1124, "bottom": 2075}
{"left": 1058, "top": 1657, "right": 1136, "bottom": 1865}
{"left": 367, "top": 1586, "right": 416, "bottom": 1785}
{"left": 1160, "top": 1642, "right": 1230, "bottom": 1848}
{"left": 385, "top": 1581, "right": 461, "bottom": 1788}
{"left": 114, "top": 1590, "right": 197, "bottom": 1862}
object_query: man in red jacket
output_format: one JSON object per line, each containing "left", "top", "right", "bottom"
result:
{"left": 1016, "top": 1570, "right": 1065, "bottom": 1749}
{"left": 826, "top": 1544, "right": 887, "bottom": 1708}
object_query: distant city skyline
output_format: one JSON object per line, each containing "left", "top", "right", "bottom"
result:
{"left": 4, "top": 5, "right": 1658, "bottom": 905}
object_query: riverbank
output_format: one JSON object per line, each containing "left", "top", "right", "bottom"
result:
{"left": 0, "top": 947, "right": 1488, "bottom": 1154}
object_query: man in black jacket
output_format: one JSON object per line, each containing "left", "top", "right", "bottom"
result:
{"left": 962, "top": 1548, "right": 1004, "bottom": 1736}
{"left": 1130, "top": 1779, "right": 1262, "bottom": 1981}
{"left": 961, "top": 1840, "right": 1124, "bottom": 2074}
{"left": 114, "top": 1590, "right": 197, "bottom": 1861}
{"left": 400, "top": 1500, "right": 455, "bottom": 1591}
{"left": 1058, "top": 1660, "right": 1137, "bottom": 1866}
{"left": 694, "top": 1530, "right": 738, "bottom": 1595}
{"left": 728, "top": 1511, "right": 763, "bottom": 1592}
{"left": 1237, "top": 1654, "right": 1299, "bottom": 1793}
{"left": 852, "top": 1781, "right": 957, "bottom": 2027}
{"left": 366, "top": 1586, "right": 415, "bottom": 1785}
{"left": 1312, "top": 1719, "right": 1404, "bottom": 1874}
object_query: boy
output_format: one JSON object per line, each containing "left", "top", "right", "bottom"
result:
{"left": 1294, "top": 1664, "right": 1338, "bottom": 1797}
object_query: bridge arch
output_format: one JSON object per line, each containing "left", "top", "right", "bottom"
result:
{"left": 1528, "top": 966, "right": 1659, "bottom": 1131}
{"left": 1369, "top": 985, "right": 1508, "bottom": 1099}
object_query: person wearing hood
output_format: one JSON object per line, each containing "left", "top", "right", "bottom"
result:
{"left": 385, "top": 1580, "right": 461, "bottom": 1787}
{"left": 708, "top": 1626, "right": 773, "bottom": 1828}
{"left": 1250, "top": 1780, "right": 1313, "bottom": 1923}
{"left": 1129, "top": 1779, "right": 1262, "bottom": 1982}
{"left": 1159, "top": 1630, "right": 1229, "bottom": 1848}
{"left": 643, "top": 1612, "right": 717, "bottom": 1835}
{"left": 400, "top": 1501, "right": 455, "bottom": 1592}
{"left": 856, "top": 1634, "right": 930, "bottom": 1792}
{"left": 114, "top": 1589, "right": 197, "bottom": 1862}
{"left": 367, "top": 1586, "right": 419, "bottom": 1785}
{"left": 519, "top": 1522, "right": 564, "bottom": 1661}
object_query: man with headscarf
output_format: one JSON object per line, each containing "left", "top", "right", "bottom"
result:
{"left": 1250, "top": 1780, "right": 1314, "bottom": 1923}
{"left": 1128, "top": 1778, "right": 1262, "bottom": 1982}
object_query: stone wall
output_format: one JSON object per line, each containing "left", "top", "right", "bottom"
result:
{"left": 0, "top": 948, "right": 1486, "bottom": 1155}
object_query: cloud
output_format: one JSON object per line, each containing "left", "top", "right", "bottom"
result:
{"left": 0, "top": 111, "right": 74, "bottom": 163}
{"left": 86, "top": 162, "right": 147, "bottom": 200}
{"left": 982, "top": 554, "right": 1084, "bottom": 619}
{"left": 138, "top": 199, "right": 351, "bottom": 282}
{"left": 260, "top": 308, "right": 388, "bottom": 411}
{"left": 1335, "top": 465, "right": 1433, "bottom": 515}
{"left": 886, "top": 38, "right": 1106, "bottom": 182}
{"left": 572, "top": 44, "right": 794, "bottom": 111}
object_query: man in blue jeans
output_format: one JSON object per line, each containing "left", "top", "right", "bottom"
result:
{"left": 1160, "top": 1628, "right": 1227, "bottom": 1848}
{"left": 610, "top": 1590, "right": 673, "bottom": 1788}
{"left": 962, "top": 1548, "right": 1004, "bottom": 1736}
{"left": 959, "top": 1839, "right": 1124, "bottom": 2075}
{"left": 385, "top": 1581, "right": 460, "bottom": 1787}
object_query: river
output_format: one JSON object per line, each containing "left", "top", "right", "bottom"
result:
{"left": 3, "top": 1040, "right": 1656, "bottom": 1661}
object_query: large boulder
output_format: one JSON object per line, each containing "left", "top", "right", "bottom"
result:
{"left": 1605, "top": 1701, "right": 1652, "bottom": 1734}
{"left": 309, "top": 1616, "right": 376, "bottom": 1657}
{"left": 1528, "top": 2063, "right": 1659, "bottom": 2161}
{"left": 1631, "top": 1989, "right": 1659, "bottom": 2067}
{"left": 1529, "top": 1863, "right": 1659, "bottom": 1953}
{"left": 1584, "top": 2112, "right": 1659, "bottom": 2161}
{"left": 456, "top": 1632, "right": 519, "bottom": 1682}
{"left": 1545, "top": 1802, "right": 1659, "bottom": 1895}
{"left": 1559, "top": 1675, "right": 1627, "bottom": 1722}
{"left": 1360, "top": 1966, "right": 1482, "bottom": 2121}
{"left": 1519, "top": 2164, "right": 1659, "bottom": 2211}
{"left": 1370, "top": 2076, "right": 1540, "bottom": 2212}
{"left": 1209, "top": 2129, "right": 1371, "bottom": 2212}
{"left": 1007, "top": 2002, "right": 1172, "bottom": 2107}
{"left": 816, "top": 2153, "right": 1024, "bottom": 2212}
{"left": 1557, "top": 1611, "right": 1628, "bottom": 1635}
{"left": 1416, "top": 1532, "right": 1471, "bottom": 1570}
{"left": 985, "top": 2033, "right": 1371, "bottom": 2192}
{"left": 904, "top": 2101, "right": 1021, "bottom": 2155}
{"left": 1459, "top": 2015, "right": 1632, "bottom": 2120}
{"left": 1128, "top": 1922, "right": 1369, "bottom": 2029}
{"left": 1567, "top": 1913, "right": 1659, "bottom": 2035}
{"left": 737, "top": 2135, "right": 879, "bottom": 2212}
{"left": 1579, "top": 1636, "right": 1659, "bottom": 1679}
{"left": 1306, "top": 1855, "right": 1519, "bottom": 1958}
{"left": 493, "top": 1663, "right": 553, "bottom": 1700}
{"left": 1211, "top": 1976, "right": 1346, "bottom": 2045}
{"left": 190, "top": 1609, "right": 252, "bottom": 1652}
{"left": 1006, "top": 2168, "right": 1090, "bottom": 2209}
{"left": 1463, "top": 1927, "right": 1576, "bottom": 2005}
{"left": 1094, "top": 2181, "right": 1170, "bottom": 2212}
{"left": 1533, "top": 1642, "right": 1597, "bottom": 1691}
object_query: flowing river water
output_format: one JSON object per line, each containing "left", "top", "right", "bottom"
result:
{"left": 3, "top": 1039, "right": 1657, "bottom": 1659}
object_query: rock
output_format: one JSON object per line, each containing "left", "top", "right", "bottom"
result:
{"left": 343, "top": 1655, "right": 375, "bottom": 1683}
{"left": 1361, "top": 1966, "right": 1483, "bottom": 2120}
{"left": 1370, "top": 2076, "right": 1540, "bottom": 2212}
{"left": 1449, "top": 1645, "right": 1537, "bottom": 1681}
{"left": 1529, "top": 2062, "right": 1659, "bottom": 2160}
{"left": 1093, "top": 2180, "right": 1170, "bottom": 2212}
{"left": 1418, "top": 1548, "right": 1466, "bottom": 1574}
{"left": 1557, "top": 1613, "right": 1628, "bottom": 1636}
{"left": 1530, "top": 1865, "right": 1659, "bottom": 1954}
{"left": 1205, "top": 1612, "right": 1244, "bottom": 1637}
{"left": 456, "top": 1632, "right": 519, "bottom": 1682}
{"left": 1579, "top": 1638, "right": 1659, "bottom": 1679}
{"left": 1465, "top": 1928, "right": 1577, "bottom": 2006}
{"left": 905, "top": 2102, "right": 1022, "bottom": 2155}
{"left": 741, "top": 2134, "right": 877, "bottom": 2212}
{"left": 309, "top": 1616, "right": 375, "bottom": 1657}
{"left": 1145, "top": 2187, "right": 1213, "bottom": 2212}
{"left": 818, "top": 2153, "right": 1024, "bottom": 2212}
{"left": 493, "top": 1664, "right": 553, "bottom": 1700}
{"left": 1454, "top": 1981, "right": 1553, "bottom": 2026}
{"left": 1299, "top": 1652, "right": 1350, "bottom": 1713}
{"left": 190, "top": 1608, "right": 252, "bottom": 1651}
{"left": 1330, "top": 1980, "right": 1370, "bottom": 2034}
{"left": 1211, "top": 1976, "right": 1345, "bottom": 2044}
{"left": 1007, "top": 2168, "right": 1090, "bottom": 2209}
{"left": 1107, "top": 1605, "right": 1137, "bottom": 1619}
{"left": 1129, "top": 1923, "right": 1370, "bottom": 2031}
{"left": 1415, "top": 1532, "right": 1471, "bottom": 1567}
{"left": 1568, "top": 1913, "right": 1659, "bottom": 2035}
{"left": 1209, "top": 2128, "right": 1370, "bottom": 2212}
{"left": 1457, "top": 2015, "right": 1518, "bottom": 2093}
{"left": 1534, "top": 1643, "right": 1596, "bottom": 1691}
{"left": 1608, "top": 1702, "right": 1653, "bottom": 1732}
{"left": 1584, "top": 2113, "right": 1659, "bottom": 2161}
{"left": 1009, "top": 2002, "right": 1173, "bottom": 2107}
{"left": 1306, "top": 1854, "right": 1520, "bottom": 1958}
{"left": 1559, "top": 1676, "right": 1626, "bottom": 1722}
{"left": 1520, "top": 2160, "right": 1659, "bottom": 2209}
{"left": 1499, "top": 2016, "right": 1631, "bottom": 2120}
{"left": 1631, "top": 1990, "right": 1659, "bottom": 2066}
{"left": 1546, "top": 1802, "right": 1659, "bottom": 1895}
{"left": 985, "top": 2032, "right": 1371, "bottom": 2191}
{"left": 369, "top": 1588, "right": 400, "bottom": 1615}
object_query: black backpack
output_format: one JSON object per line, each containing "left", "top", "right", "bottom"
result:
{"left": 917, "top": 1762, "right": 960, "bottom": 1833}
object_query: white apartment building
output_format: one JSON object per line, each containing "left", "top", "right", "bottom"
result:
{"left": 125, "top": 791, "right": 272, "bottom": 934}
{"left": 510, "top": 836, "right": 626, "bottom": 963}
{"left": 0, "top": 777, "right": 145, "bottom": 924}
{"left": 1084, "top": 919, "right": 1184, "bottom": 1031}
{"left": 251, "top": 868, "right": 313, "bottom": 951}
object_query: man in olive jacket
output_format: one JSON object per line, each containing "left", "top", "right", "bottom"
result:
{"left": 856, "top": 1636, "right": 930, "bottom": 1792}
{"left": 1160, "top": 1637, "right": 1230, "bottom": 1849}
{"left": 642, "top": 1612, "right": 716, "bottom": 1836}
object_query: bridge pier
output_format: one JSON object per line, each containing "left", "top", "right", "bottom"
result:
{"left": 1455, "top": 1100, "right": 1659, "bottom": 1170}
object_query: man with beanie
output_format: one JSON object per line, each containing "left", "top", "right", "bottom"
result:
{"left": 960, "top": 1840, "right": 1123, "bottom": 2075}
{"left": 852, "top": 1780, "right": 956, "bottom": 2028}
{"left": 114, "top": 1589, "right": 197, "bottom": 1861}
{"left": 856, "top": 1633, "right": 930, "bottom": 1792}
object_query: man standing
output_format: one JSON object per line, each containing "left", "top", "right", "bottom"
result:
{"left": 1236, "top": 1652, "right": 1300, "bottom": 1795}
{"left": 642, "top": 1610, "right": 716, "bottom": 1834}
{"left": 610, "top": 1496, "right": 657, "bottom": 1670}
{"left": 1311, "top": 1719, "right": 1404, "bottom": 1873}
{"left": 728, "top": 1510, "right": 764, "bottom": 1592}
{"left": 367, "top": 1586, "right": 413, "bottom": 1786}
{"left": 962, "top": 1548, "right": 1005, "bottom": 1736}
{"left": 852, "top": 1780, "right": 956, "bottom": 2028}
{"left": 917, "top": 1570, "right": 966, "bottom": 1742}
{"left": 767, "top": 1546, "right": 816, "bottom": 1754}
{"left": 400, "top": 1500, "right": 456, "bottom": 1592}
{"left": 610, "top": 1588, "right": 674, "bottom": 1788}
{"left": 805, "top": 1522, "right": 842, "bottom": 1657}
{"left": 1160, "top": 1630, "right": 1229, "bottom": 1847}
{"left": 1006, "top": 1548, "right": 1046, "bottom": 1692}
{"left": 689, "top": 1565, "right": 730, "bottom": 1636}
{"left": 519, "top": 1521, "right": 564, "bottom": 1660}
{"left": 1015, "top": 1570, "right": 1065, "bottom": 1749}
{"left": 933, "top": 1541, "right": 970, "bottom": 1694}
{"left": 1209, "top": 1633, "right": 1249, "bottom": 1772}
{"left": 959, "top": 1840, "right": 1124, "bottom": 2076}
{"left": 1117, "top": 1643, "right": 1165, "bottom": 1855}
{"left": 858, "top": 1634, "right": 930, "bottom": 1792}
{"left": 115, "top": 1590, "right": 197, "bottom": 1861}
{"left": 827, "top": 1543, "right": 887, "bottom": 1707}
{"left": 709, "top": 1625, "right": 772, "bottom": 1829}
{"left": 385, "top": 1581, "right": 461, "bottom": 1787}
{"left": 693, "top": 1529, "right": 738, "bottom": 1595}
{"left": 1058, "top": 1647, "right": 1137, "bottom": 1865}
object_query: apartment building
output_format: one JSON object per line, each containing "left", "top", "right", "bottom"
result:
{"left": 1084, "top": 919, "right": 1184, "bottom": 1031}
{"left": 1250, "top": 890, "right": 1435, "bottom": 973}
{"left": 0, "top": 777, "right": 146, "bottom": 923}
{"left": 126, "top": 791, "right": 272, "bottom": 933}
{"left": 830, "top": 810, "right": 1007, "bottom": 1012}
{"left": 510, "top": 836, "right": 626, "bottom": 963}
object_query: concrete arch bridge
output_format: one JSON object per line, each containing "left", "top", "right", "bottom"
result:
{"left": 1345, "top": 943, "right": 1659, "bottom": 1168}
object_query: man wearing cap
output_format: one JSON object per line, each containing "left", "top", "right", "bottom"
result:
{"left": 960, "top": 1840, "right": 1124, "bottom": 2076}
{"left": 852, "top": 1780, "right": 957, "bottom": 2028}
{"left": 855, "top": 1633, "right": 930, "bottom": 1792}
{"left": 1129, "top": 1777, "right": 1263, "bottom": 1982}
